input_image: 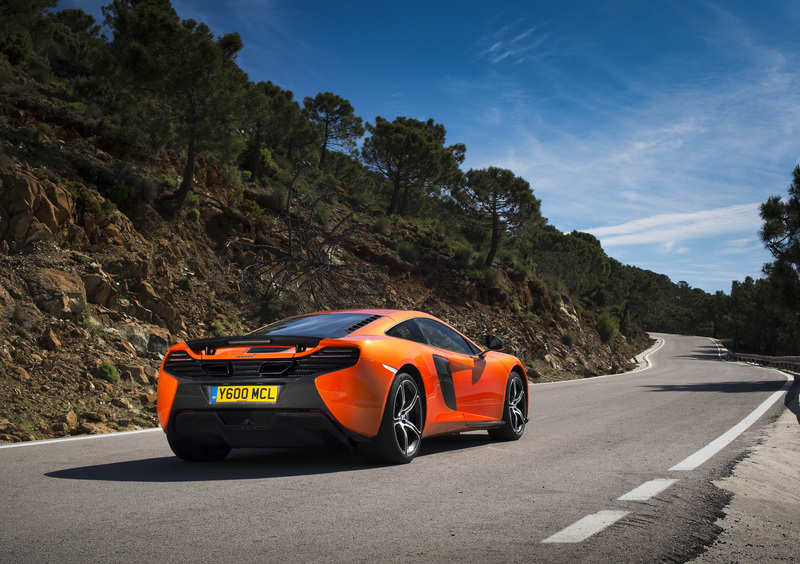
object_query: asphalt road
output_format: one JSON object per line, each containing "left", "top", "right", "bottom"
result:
{"left": 0, "top": 334, "right": 793, "bottom": 563}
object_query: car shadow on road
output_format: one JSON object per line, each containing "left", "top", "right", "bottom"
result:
{"left": 43, "top": 433, "right": 494, "bottom": 483}
{"left": 642, "top": 380, "right": 785, "bottom": 394}
{"left": 676, "top": 344, "right": 725, "bottom": 362}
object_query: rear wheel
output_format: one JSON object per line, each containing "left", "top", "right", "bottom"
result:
{"left": 488, "top": 372, "right": 527, "bottom": 441}
{"left": 359, "top": 372, "right": 424, "bottom": 464}
{"left": 167, "top": 434, "right": 231, "bottom": 462}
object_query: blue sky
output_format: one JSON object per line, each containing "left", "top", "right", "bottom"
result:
{"left": 61, "top": 0, "right": 800, "bottom": 294}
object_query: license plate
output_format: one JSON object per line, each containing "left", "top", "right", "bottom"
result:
{"left": 211, "top": 385, "right": 280, "bottom": 403}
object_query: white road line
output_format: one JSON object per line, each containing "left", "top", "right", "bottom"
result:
{"left": 535, "top": 338, "right": 664, "bottom": 387}
{"left": 0, "top": 428, "right": 161, "bottom": 450}
{"left": 708, "top": 338, "right": 724, "bottom": 359}
{"left": 633, "top": 338, "right": 665, "bottom": 372}
{"left": 541, "top": 510, "right": 629, "bottom": 543}
{"left": 617, "top": 479, "right": 678, "bottom": 501}
{"left": 670, "top": 370, "right": 794, "bottom": 471}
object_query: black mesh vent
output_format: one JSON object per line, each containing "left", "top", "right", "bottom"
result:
{"left": 163, "top": 351, "right": 203, "bottom": 377}
{"left": 347, "top": 315, "right": 382, "bottom": 333}
{"left": 162, "top": 347, "right": 360, "bottom": 380}
{"left": 292, "top": 347, "right": 360, "bottom": 377}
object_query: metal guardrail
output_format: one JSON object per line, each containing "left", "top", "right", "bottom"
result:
{"left": 725, "top": 351, "right": 800, "bottom": 372}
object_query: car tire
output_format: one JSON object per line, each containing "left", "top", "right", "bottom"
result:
{"left": 167, "top": 434, "right": 231, "bottom": 462}
{"left": 359, "top": 372, "right": 424, "bottom": 464}
{"left": 488, "top": 371, "right": 527, "bottom": 441}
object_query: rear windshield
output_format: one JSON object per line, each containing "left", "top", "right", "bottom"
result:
{"left": 248, "top": 313, "right": 376, "bottom": 339}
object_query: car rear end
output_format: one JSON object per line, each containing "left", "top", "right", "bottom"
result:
{"left": 160, "top": 340, "right": 371, "bottom": 452}
{"left": 157, "top": 311, "right": 393, "bottom": 458}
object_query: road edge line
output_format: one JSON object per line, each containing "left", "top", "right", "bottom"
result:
{"left": 669, "top": 369, "right": 794, "bottom": 471}
{"left": 0, "top": 427, "right": 161, "bottom": 450}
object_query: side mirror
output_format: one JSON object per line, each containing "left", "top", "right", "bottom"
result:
{"left": 484, "top": 335, "right": 505, "bottom": 352}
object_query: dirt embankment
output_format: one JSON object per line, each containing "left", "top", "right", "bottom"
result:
{"left": 0, "top": 93, "right": 650, "bottom": 444}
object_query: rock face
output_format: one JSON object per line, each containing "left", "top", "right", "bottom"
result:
{"left": 0, "top": 172, "right": 74, "bottom": 246}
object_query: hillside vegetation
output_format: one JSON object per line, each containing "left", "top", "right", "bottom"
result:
{"left": 1, "top": 1, "right": 798, "bottom": 442}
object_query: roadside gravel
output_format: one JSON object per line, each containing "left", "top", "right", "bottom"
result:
{"left": 691, "top": 378, "right": 800, "bottom": 563}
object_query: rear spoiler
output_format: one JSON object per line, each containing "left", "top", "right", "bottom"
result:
{"left": 185, "top": 335, "right": 322, "bottom": 355}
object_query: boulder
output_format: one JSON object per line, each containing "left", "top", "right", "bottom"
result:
{"left": 0, "top": 173, "right": 75, "bottom": 245}
{"left": 42, "top": 329, "right": 61, "bottom": 351}
{"left": 148, "top": 327, "right": 171, "bottom": 355}
{"left": 119, "top": 363, "right": 150, "bottom": 385}
{"left": 82, "top": 272, "right": 117, "bottom": 308}
{"left": 107, "top": 322, "right": 172, "bottom": 356}
{"left": 108, "top": 322, "right": 150, "bottom": 354}
{"left": 26, "top": 268, "right": 86, "bottom": 319}
{"left": 59, "top": 410, "right": 77, "bottom": 428}
{"left": 135, "top": 281, "right": 182, "bottom": 332}
{"left": 0, "top": 280, "right": 14, "bottom": 320}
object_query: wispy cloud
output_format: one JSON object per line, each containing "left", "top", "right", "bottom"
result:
{"left": 586, "top": 203, "right": 762, "bottom": 248}
{"left": 475, "top": 18, "right": 560, "bottom": 66}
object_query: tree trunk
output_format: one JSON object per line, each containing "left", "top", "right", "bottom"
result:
{"left": 399, "top": 184, "right": 411, "bottom": 216}
{"left": 484, "top": 209, "right": 500, "bottom": 268}
{"left": 174, "top": 93, "right": 198, "bottom": 203}
{"left": 319, "top": 117, "right": 330, "bottom": 169}
{"left": 251, "top": 121, "right": 262, "bottom": 180}
{"left": 175, "top": 130, "right": 196, "bottom": 203}
{"left": 387, "top": 179, "right": 402, "bottom": 216}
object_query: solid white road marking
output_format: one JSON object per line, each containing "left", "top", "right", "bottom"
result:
{"left": 617, "top": 479, "right": 678, "bottom": 501}
{"left": 541, "top": 510, "right": 629, "bottom": 543}
{"left": 708, "top": 338, "right": 724, "bottom": 359}
{"left": 0, "top": 428, "right": 161, "bottom": 450}
{"left": 670, "top": 370, "right": 794, "bottom": 471}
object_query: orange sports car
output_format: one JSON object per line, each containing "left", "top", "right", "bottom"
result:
{"left": 157, "top": 309, "right": 529, "bottom": 463}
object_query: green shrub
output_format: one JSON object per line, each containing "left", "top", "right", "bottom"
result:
{"left": 497, "top": 247, "right": 518, "bottom": 264}
{"left": 371, "top": 215, "right": 391, "bottom": 235}
{"left": 238, "top": 140, "right": 278, "bottom": 180}
{"left": 224, "top": 165, "right": 247, "bottom": 203}
{"left": 186, "top": 208, "right": 200, "bottom": 222}
{"left": 61, "top": 101, "right": 87, "bottom": 117}
{"left": 158, "top": 174, "right": 178, "bottom": 191}
{"left": 185, "top": 191, "right": 200, "bottom": 208}
{"left": 177, "top": 276, "right": 193, "bottom": 291}
{"left": 11, "top": 302, "right": 24, "bottom": 325}
{"left": 243, "top": 198, "right": 264, "bottom": 217}
{"left": 98, "top": 361, "right": 120, "bottom": 382}
{"left": 266, "top": 185, "right": 287, "bottom": 209}
{"left": 213, "top": 320, "right": 226, "bottom": 337}
{"left": 483, "top": 268, "right": 500, "bottom": 287}
{"left": 212, "top": 318, "right": 238, "bottom": 337}
{"left": 34, "top": 167, "right": 60, "bottom": 183}
{"left": 515, "top": 258, "right": 534, "bottom": 279}
{"left": 596, "top": 313, "right": 619, "bottom": 344}
{"left": 397, "top": 241, "right": 419, "bottom": 263}
{"left": 38, "top": 122, "right": 60, "bottom": 139}
{"left": 562, "top": 331, "right": 575, "bottom": 347}
{"left": 314, "top": 205, "right": 331, "bottom": 227}
{"left": 76, "top": 311, "right": 103, "bottom": 335}
{"left": 107, "top": 180, "right": 129, "bottom": 206}
{"left": 453, "top": 245, "right": 472, "bottom": 268}
{"left": 65, "top": 181, "right": 103, "bottom": 215}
